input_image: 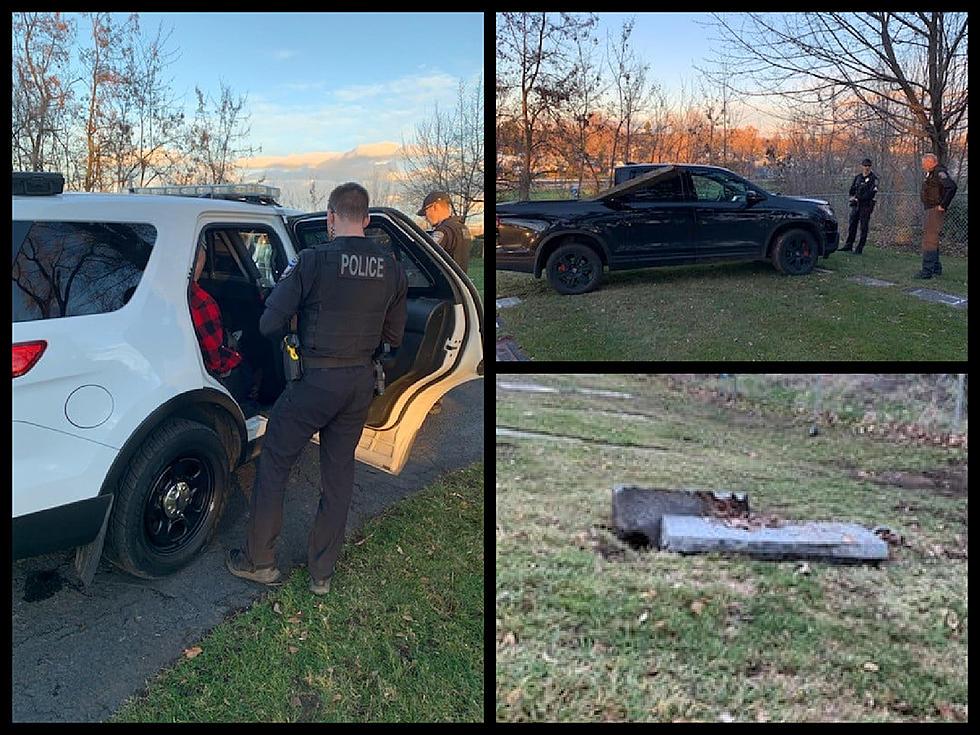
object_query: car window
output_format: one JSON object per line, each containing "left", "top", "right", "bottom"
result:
{"left": 691, "top": 171, "right": 750, "bottom": 203}
{"left": 364, "top": 225, "right": 433, "bottom": 289}
{"left": 241, "top": 230, "right": 280, "bottom": 287}
{"left": 625, "top": 171, "right": 685, "bottom": 203}
{"left": 293, "top": 218, "right": 434, "bottom": 290}
{"left": 12, "top": 220, "right": 156, "bottom": 322}
{"left": 199, "top": 226, "right": 286, "bottom": 286}
{"left": 208, "top": 231, "right": 248, "bottom": 279}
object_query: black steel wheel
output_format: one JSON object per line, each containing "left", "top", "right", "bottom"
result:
{"left": 545, "top": 242, "right": 603, "bottom": 295}
{"left": 143, "top": 456, "right": 215, "bottom": 554}
{"left": 105, "top": 418, "right": 230, "bottom": 578}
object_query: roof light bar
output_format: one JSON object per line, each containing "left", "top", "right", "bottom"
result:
{"left": 125, "top": 183, "right": 281, "bottom": 201}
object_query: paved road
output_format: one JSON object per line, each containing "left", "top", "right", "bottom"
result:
{"left": 11, "top": 379, "right": 483, "bottom": 722}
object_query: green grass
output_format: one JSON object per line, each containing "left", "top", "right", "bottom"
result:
{"left": 496, "top": 376, "right": 968, "bottom": 722}
{"left": 113, "top": 463, "right": 484, "bottom": 723}
{"left": 495, "top": 246, "right": 968, "bottom": 360}
{"left": 468, "top": 256, "right": 484, "bottom": 304}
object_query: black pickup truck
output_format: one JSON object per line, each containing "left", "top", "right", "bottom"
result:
{"left": 496, "top": 164, "right": 839, "bottom": 294}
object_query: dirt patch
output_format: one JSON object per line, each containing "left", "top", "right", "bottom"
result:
{"left": 852, "top": 466, "right": 968, "bottom": 496}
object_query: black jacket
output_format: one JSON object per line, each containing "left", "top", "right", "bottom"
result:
{"left": 848, "top": 171, "right": 878, "bottom": 204}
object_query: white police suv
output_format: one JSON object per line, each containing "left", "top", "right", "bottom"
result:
{"left": 12, "top": 172, "right": 483, "bottom": 583}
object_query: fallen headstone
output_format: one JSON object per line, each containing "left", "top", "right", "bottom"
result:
{"left": 611, "top": 485, "right": 749, "bottom": 548}
{"left": 609, "top": 485, "right": 888, "bottom": 563}
{"left": 661, "top": 515, "right": 888, "bottom": 562}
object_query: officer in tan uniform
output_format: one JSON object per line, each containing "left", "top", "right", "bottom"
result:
{"left": 418, "top": 190, "right": 472, "bottom": 274}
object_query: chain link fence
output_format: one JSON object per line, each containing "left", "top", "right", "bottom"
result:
{"left": 811, "top": 192, "right": 968, "bottom": 253}
{"left": 671, "top": 374, "right": 968, "bottom": 435}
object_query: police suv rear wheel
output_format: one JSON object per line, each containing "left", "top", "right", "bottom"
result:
{"left": 104, "top": 418, "right": 230, "bottom": 579}
{"left": 772, "top": 228, "right": 818, "bottom": 275}
{"left": 545, "top": 243, "right": 603, "bottom": 295}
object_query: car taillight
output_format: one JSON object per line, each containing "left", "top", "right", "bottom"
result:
{"left": 13, "top": 340, "right": 47, "bottom": 378}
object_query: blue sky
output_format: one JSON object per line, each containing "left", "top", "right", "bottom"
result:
{"left": 537, "top": 12, "right": 774, "bottom": 131}
{"left": 117, "top": 12, "right": 484, "bottom": 215}
{"left": 138, "top": 12, "right": 484, "bottom": 156}
{"left": 591, "top": 12, "right": 715, "bottom": 90}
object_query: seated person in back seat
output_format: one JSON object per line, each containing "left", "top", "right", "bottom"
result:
{"left": 190, "top": 244, "right": 256, "bottom": 411}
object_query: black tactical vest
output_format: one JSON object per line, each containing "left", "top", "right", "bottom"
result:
{"left": 297, "top": 236, "right": 402, "bottom": 364}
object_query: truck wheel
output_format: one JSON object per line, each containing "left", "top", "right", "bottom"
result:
{"left": 104, "top": 418, "right": 230, "bottom": 578}
{"left": 545, "top": 243, "right": 603, "bottom": 294}
{"left": 772, "top": 229, "right": 818, "bottom": 275}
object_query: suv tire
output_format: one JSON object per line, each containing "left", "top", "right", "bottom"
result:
{"left": 545, "top": 243, "right": 603, "bottom": 295}
{"left": 772, "top": 228, "right": 819, "bottom": 275}
{"left": 105, "top": 418, "right": 230, "bottom": 578}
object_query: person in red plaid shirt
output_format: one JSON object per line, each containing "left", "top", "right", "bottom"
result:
{"left": 190, "top": 245, "right": 254, "bottom": 407}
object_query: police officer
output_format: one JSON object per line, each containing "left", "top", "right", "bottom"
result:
{"left": 915, "top": 153, "right": 958, "bottom": 279}
{"left": 226, "top": 182, "right": 408, "bottom": 594}
{"left": 841, "top": 158, "right": 878, "bottom": 254}
{"left": 418, "top": 190, "right": 472, "bottom": 274}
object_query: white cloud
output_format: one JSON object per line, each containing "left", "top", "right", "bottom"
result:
{"left": 332, "top": 72, "right": 457, "bottom": 103}
{"left": 243, "top": 70, "right": 480, "bottom": 157}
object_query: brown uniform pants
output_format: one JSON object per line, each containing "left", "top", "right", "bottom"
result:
{"left": 919, "top": 206, "right": 944, "bottom": 275}
{"left": 922, "top": 207, "right": 945, "bottom": 253}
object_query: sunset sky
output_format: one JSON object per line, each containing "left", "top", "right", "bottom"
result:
{"left": 128, "top": 12, "right": 484, "bottom": 222}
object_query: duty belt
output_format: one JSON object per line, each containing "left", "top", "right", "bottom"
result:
{"left": 303, "top": 356, "right": 372, "bottom": 368}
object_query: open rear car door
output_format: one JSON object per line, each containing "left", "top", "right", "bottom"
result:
{"left": 285, "top": 207, "right": 483, "bottom": 474}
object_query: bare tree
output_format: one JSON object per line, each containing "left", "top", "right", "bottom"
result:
{"left": 453, "top": 76, "right": 485, "bottom": 220}
{"left": 548, "top": 21, "right": 604, "bottom": 193}
{"left": 605, "top": 17, "right": 656, "bottom": 175}
{"left": 79, "top": 12, "right": 139, "bottom": 191}
{"left": 401, "top": 101, "right": 454, "bottom": 215}
{"left": 307, "top": 179, "right": 325, "bottom": 211}
{"left": 496, "top": 12, "right": 597, "bottom": 199}
{"left": 182, "top": 82, "right": 260, "bottom": 185}
{"left": 697, "top": 64, "right": 745, "bottom": 168}
{"left": 704, "top": 12, "right": 968, "bottom": 165}
{"left": 114, "top": 20, "right": 185, "bottom": 188}
{"left": 401, "top": 76, "right": 484, "bottom": 223}
{"left": 12, "top": 12, "right": 78, "bottom": 174}
{"left": 366, "top": 166, "right": 398, "bottom": 209}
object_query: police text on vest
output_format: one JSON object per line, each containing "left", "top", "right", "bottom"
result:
{"left": 340, "top": 253, "right": 384, "bottom": 279}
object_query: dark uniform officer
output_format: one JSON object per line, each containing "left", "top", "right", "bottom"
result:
{"left": 418, "top": 190, "right": 472, "bottom": 274}
{"left": 916, "top": 153, "right": 958, "bottom": 279}
{"left": 226, "top": 182, "right": 407, "bottom": 593}
{"left": 841, "top": 158, "right": 878, "bottom": 254}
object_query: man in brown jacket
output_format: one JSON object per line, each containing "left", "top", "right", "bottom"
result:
{"left": 915, "top": 153, "right": 958, "bottom": 279}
